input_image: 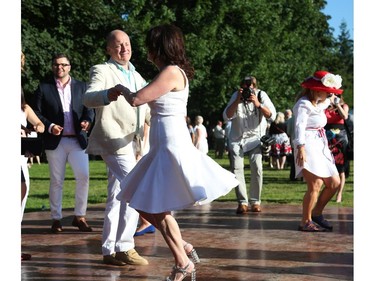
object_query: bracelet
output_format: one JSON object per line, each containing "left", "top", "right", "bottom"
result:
{"left": 297, "top": 144, "right": 305, "bottom": 148}
{"left": 257, "top": 104, "right": 263, "bottom": 109}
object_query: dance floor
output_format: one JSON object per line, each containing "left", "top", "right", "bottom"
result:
{"left": 21, "top": 202, "right": 353, "bottom": 280}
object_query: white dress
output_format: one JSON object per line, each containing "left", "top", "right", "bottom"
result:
{"left": 194, "top": 124, "right": 209, "bottom": 154}
{"left": 117, "top": 66, "right": 239, "bottom": 213}
{"left": 293, "top": 96, "right": 338, "bottom": 178}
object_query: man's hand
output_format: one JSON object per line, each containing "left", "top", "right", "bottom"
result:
{"left": 52, "top": 124, "right": 63, "bottom": 136}
{"left": 114, "top": 84, "right": 136, "bottom": 106}
{"left": 107, "top": 85, "right": 121, "bottom": 102}
{"left": 80, "top": 121, "right": 91, "bottom": 132}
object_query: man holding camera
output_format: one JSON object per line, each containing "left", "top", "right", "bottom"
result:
{"left": 223, "top": 75, "right": 276, "bottom": 214}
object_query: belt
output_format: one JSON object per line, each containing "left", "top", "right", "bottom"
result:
{"left": 62, "top": 135, "right": 76, "bottom": 138}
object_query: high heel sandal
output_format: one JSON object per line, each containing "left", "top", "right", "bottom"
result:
{"left": 166, "top": 260, "right": 196, "bottom": 281}
{"left": 184, "top": 243, "right": 200, "bottom": 263}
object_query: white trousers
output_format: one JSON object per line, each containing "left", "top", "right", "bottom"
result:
{"left": 101, "top": 154, "right": 139, "bottom": 256}
{"left": 45, "top": 137, "right": 89, "bottom": 220}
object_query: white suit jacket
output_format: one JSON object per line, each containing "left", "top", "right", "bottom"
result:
{"left": 84, "top": 58, "right": 151, "bottom": 155}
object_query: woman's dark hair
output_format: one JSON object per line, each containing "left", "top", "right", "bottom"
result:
{"left": 21, "top": 88, "right": 26, "bottom": 111}
{"left": 145, "top": 24, "right": 194, "bottom": 80}
{"left": 295, "top": 88, "right": 314, "bottom": 102}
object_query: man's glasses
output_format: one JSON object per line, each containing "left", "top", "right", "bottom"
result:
{"left": 53, "top": 63, "right": 70, "bottom": 68}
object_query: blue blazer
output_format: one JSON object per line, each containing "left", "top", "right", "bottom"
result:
{"left": 33, "top": 76, "right": 95, "bottom": 150}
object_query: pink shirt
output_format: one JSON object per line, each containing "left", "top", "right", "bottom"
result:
{"left": 55, "top": 77, "right": 75, "bottom": 135}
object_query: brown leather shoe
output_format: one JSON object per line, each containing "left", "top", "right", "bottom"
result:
{"left": 72, "top": 216, "right": 93, "bottom": 232}
{"left": 251, "top": 204, "right": 261, "bottom": 212}
{"left": 236, "top": 204, "right": 249, "bottom": 214}
{"left": 103, "top": 254, "right": 126, "bottom": 266}
{"left": 51, "top": 220, "right": 63, "bottom": 233}
{"left": 21, "top": 253, "right": 32, "bottom": 261}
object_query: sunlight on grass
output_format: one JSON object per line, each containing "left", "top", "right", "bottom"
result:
{"left": 25, "top": 151, "right": 353, "bottom": 212}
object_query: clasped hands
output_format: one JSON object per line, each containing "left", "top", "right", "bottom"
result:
{"left": 108, "top": 84, "right": 136, "bottom": 106}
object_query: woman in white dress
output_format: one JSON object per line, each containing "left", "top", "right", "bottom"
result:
{"left": 193, "top": 115, "right": 208, "bottom": 154}
{"left": 116, "top": 24, "right": 238, "bottom": 281}
{"left": 293, "top": 70, "right": 342, "bottom": 232}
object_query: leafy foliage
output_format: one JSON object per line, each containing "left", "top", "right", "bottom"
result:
{"left": 22, "top": 0, "right": 353, "bottom": 124}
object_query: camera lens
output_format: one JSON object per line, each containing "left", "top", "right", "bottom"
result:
{"left": 242, "top": 88, "right": 251, "bottom": 100}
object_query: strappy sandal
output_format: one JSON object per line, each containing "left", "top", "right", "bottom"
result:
{"left": 184, "top": 243, "right": 200, "bottom": 263}
{"left": 166, "top": 260, "right": 196, "bottom": 281}
{"left": 298, "top": 221, "right": 326, "bottom": 232}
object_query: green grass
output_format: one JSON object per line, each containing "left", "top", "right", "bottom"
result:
{"left": 25, "top": 151, "right": 354, "bottom": 213}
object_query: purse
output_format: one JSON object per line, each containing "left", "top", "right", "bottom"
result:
{"left": 21, "top": 136, "right": 43, "bottom": 156}
{"left": 21, "top": 125, "right": 43, "bottom": 156}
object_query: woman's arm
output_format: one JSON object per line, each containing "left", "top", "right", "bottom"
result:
{"left": 120, "top": 65, "right": 185, "bottom": 107}
{"left": 24, "top": 104, "right": 45, "bottom": 133}
{"left": 336, "top": 103, "right": 349, "bottom": 120}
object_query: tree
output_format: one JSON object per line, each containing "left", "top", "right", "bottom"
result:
{"left": 331, "top": 21, "right": 353, "bottom": 108}
{"left": 22, "top": 0, "right": 352, "bottom": 124}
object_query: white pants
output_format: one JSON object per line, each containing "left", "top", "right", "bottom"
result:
{"left": 101, "top": 154, "right": 139, "bottom": 256}
{"left": 45, "top": 137, "right": 89, "bottom": 220}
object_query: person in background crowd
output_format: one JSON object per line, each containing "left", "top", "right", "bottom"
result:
{"left": 33, "top": 53, "right": 95, "bottom": 234}
{"left": 224, "top": 120, "right": 233, "bottom": 168}
{"left": 186, "top": 116, "right": 195, "bottom": 143}
{"left": 83, "top": 29, "right": 149, "bottom": 266}
{"left": 285, "top": 109, "right": 299, "bottom": 181}
{"left": 27, "top": 154, "right": 41, "bottom": 167}
{"left": 194, "top": 115, "right": 209, "bottom": 154}
{"left": 293, "top": 70, "right": 341, "bottom": 232}
{"left": 284, "top": 109, "right": 292, "bottom": 121}
{"left": 223, "top": 75, "right": 276, "bottom": 214}
{"left": 269, "top": 112, "right": 292, "bottom": 170}
{"left": 284, "top": 108, "right": 295, "bottom": 172}
{"left": 117, "top": 23, "right": 239, "bottom": 281}
{"left": 324, "top": 94, "right": 349, "bottom": 202}
{"left": 212, "top": 120, "right": 226, "bottom": 159}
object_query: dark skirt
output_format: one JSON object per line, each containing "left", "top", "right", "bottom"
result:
{"left": 326, "top": 128, "right": 349, "bottom": 173}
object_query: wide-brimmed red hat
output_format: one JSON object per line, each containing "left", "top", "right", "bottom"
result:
{"left": 301, "top": 70, "right": 343, "bottom": 94}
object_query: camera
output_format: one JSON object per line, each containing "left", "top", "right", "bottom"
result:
{"left": 260, "top": 135, "right": 276, "bottom": 156}
{"left": 241, "top": 87, "right": 255, "bottom": 101}
{"left": 333, "top": 96, "right": 340, "bottom": 105}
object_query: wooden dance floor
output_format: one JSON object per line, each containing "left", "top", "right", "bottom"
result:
{"left": 21, "top": 202, "right": 353, "bottom": 280}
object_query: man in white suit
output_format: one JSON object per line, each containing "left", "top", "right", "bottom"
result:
{"left": 84, "top": 30, "right": 150, "bottom": 266}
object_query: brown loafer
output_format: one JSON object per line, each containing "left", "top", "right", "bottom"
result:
{"left": 51, "top": 220, "right": 63, "bottom": 233}
{"left": 236, "top": 204, "right": 249, "bottom": 214}
{"left": 251, "top": 204, "right": 261, "bottom": 212}
{"left": 21, "top": 253, "right": 32, "bottom": 261}
{"left": 72, "top": 216, "right": 93, "bottom": 232}
{"left": 103, "top": 254, "right": 126, "bottom": 266}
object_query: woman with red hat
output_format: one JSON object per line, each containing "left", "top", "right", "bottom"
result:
{"left": 293, "top": 70, "right": 342, "bottom": 232}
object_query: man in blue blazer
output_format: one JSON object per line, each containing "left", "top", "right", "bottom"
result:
{"left": 33, "top": 53, "right": 95, "bottom": 233}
